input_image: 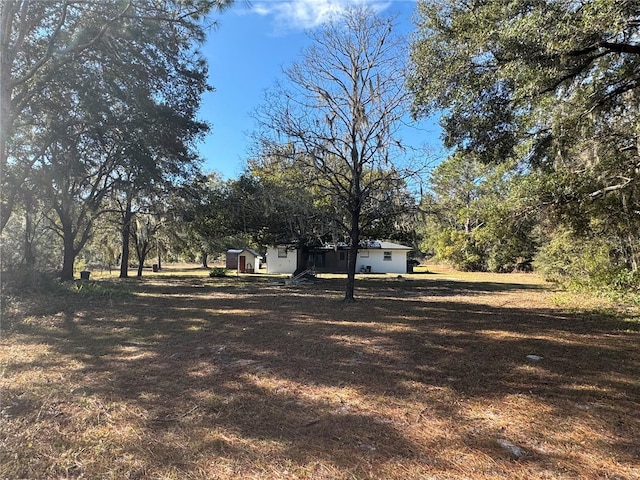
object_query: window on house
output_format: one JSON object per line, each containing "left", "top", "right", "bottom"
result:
{"left": 360, "top": 250, "right": 369, "bottom": 258}
{"left": 383, "top": 251, "right": 392, "bottom": 261}
{"left": 339, "top": 251, "right": 345, "bottom": 261}
{"left": 277, "top": 247, "right": 287, "bottom": 258}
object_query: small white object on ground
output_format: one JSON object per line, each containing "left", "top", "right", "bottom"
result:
{"left": 497, "top": 438, "right": 525, "bottom": 458}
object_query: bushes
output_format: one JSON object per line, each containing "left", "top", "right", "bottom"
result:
{"left": 435, "top": 230, "right": 485, "bottom": 271}
{"left": 534, "top": 228, "right": 639, "bottom": 301}
{"left": 209, "top": 267, "right": 227, "bottom": 277}
{"left": 433, "top": 228, "right": 535, "bottom": 273}
{"left": 612, "top": 268, "right": 640, "bottom": 292}
{"left": 1, "top": 269, "right": 64, "bottom": 296}
{"left": 535, "top": 229, "right": 610, "bottom": 287}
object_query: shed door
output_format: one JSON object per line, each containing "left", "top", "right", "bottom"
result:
{"left": 239, "top": 255, "right": 246, "bottom": 273}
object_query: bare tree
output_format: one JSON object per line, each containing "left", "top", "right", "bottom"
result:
{"left": 255, "top": 6, "right": 410, "bottom": 301}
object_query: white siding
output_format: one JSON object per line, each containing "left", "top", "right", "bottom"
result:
{"left": 265, "top": 242, "right": 410, "bottom": 274}
{"left": 265, "top": 246, "right": 297, "bottom": 274}
{"left": 227, "top": 249, "right": 262, "bottom": 271}
{"left": 357, "top": 249, "right": 408, "bottom": 274}
{"left": 239, "top": 252, "right": 261, "bottom": 271}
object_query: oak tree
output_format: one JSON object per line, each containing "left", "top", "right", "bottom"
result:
{"left": 409, "top": 0, "right": 640, "bottom": 278}
{"left": 255, "top": 6, "right": 411, "bottom": 300}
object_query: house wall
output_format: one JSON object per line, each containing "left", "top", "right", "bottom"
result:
{"left": 356, "top": 249, "right": 408, "bottom": 274}
{"left": 266, "top": 246, "right": 297, "bottom": 274}
{"left": 311, "top": 249, "right": 348, "bottom": 273}
{"left": 266, "top": 245, "right": 409, "bottom": 274}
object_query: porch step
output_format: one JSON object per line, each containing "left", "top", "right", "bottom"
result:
{"left": 287, "top": 268, "right": 317, "bottom": 284}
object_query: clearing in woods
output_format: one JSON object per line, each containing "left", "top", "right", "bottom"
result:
{"left": 1, "top": 265, "right": 638, "bottom": 479}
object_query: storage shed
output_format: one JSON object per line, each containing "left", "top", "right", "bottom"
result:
{"left": 225, "top": 249, "right": 261, "bottom": 273}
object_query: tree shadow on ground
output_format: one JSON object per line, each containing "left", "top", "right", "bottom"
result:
{"left": 3, "top": 274, "right": 639, "bottom": 478}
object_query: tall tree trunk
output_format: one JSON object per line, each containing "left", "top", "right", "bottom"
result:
{"left": 60, "top": 224, "right": 76, "bottom": 281}
{"left": 136, "top": 239, "right": 149, "bottom": 277}
{"left": 344, "top": 208, "right": 360, "bottom": 302}
{"left": 345, "top": 137, "right": 362, "bottom": 301}
{"left": 59, "top": 219, "right": 93, "bottom": 281}
{"left": 0, "top": 2, "right": 13, "bottom": 233}
{"left": 622, "top": 192, "right": 639, "bottom": 271}
{"left": 120, "top": 219, "right": 131, "bottom": 278}
{"left": 24, "top": 203, "right": 36, "bottom": 268}
{"left": 201, "top": 251, "right": 208, "bottom": 269}
{"left": 119, "top": 198, "right": 132, "bottom": 278}
{"left": 54, "top": 189, "right": 94, "bottom": 281}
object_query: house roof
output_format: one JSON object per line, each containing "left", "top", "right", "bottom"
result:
{"left": 227, "top": 248, "right": 261, "bottom": 257}
{"left": 273, "top": 241, "right": 411, "bottom": 251}
{"left": 368, "top": 241, "right": 412, "bottom": 251}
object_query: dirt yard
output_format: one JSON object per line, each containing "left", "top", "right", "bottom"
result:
{"left": 1, "top": 266, "right": 638, "bottom": 479}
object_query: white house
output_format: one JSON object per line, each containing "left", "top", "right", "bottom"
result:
{"left": 265, "top": 241, "right": 412, "bottom": 274}
{"left": 356, "top": 241, "right": 412, "bottom": 274}
{"left": 265, "top": 245, "right": 299, "bottom": 274}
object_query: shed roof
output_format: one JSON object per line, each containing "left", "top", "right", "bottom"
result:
{"left": 227, "top": 248, "right": 261, "bottom": 258}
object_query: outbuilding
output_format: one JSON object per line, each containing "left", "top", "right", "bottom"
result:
{"left": 225, "top": 249, "right": 261, "bottom": 273}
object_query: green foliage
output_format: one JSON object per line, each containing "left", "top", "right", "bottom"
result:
{"left": 534, "top": 228, "right": 640, "bottom": 305}
{"left": 434, "top": 229, "right": 484, "bottom": 271}
{"left": 1, "top": 269, "right": 66, "bottom": 297}
{"left": 68, "top": 280, "right": 133, "bottom": 300}
{"left": 612, "top": 269, "right": 640, "bottom": 290}
{"left": 2, "top": 268, "right": 129, "bottom": 301}
{"left": 534, "top": 227, "right": 632, "bottom": 296}
{"left": 410, "top": 0, "right": 640, "bottom": 292}
{"left": 1, "top": 0, "right": 232, "bottom": 279}
{"left": 209, "top": 267, "right": 227, "bottom": 277}
{"left": 409, "top": 0, "right": 640, "bottom": 167}
{"left": 419, "top": 154, "right": 536, "bottom": 272}
{"left": 0, "top": 205, "right": 62, "bottom": 271}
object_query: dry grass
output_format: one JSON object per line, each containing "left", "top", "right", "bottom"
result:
{"left": 1, "top": 265, "right": 639, "bottom": 479}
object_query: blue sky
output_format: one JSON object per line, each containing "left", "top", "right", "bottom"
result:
{"left": 198, "top": 0, "right": 444, "bottom": 179}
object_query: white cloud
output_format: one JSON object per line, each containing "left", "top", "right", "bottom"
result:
{"left": 251, "top": 0, "right": 392, "bottom": 32}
